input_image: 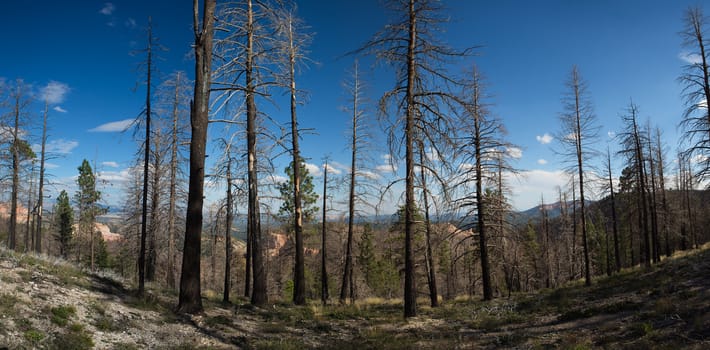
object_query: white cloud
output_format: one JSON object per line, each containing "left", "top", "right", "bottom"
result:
{"left": 305, "top": 162, "right": 345, "bottom": 177}
{"left": 537, "top": 159, "right": 548, "bottom": 165}
{"left": 40, "top": 81, "right": 70, "bottom": 104}
{"left": 102, "top": 161, "right": 119, "bottom": 168}
{"left": 125, "top": 18, "right": 137, "bottom": 29}
{"left": 691, "top": 153, "right": 708, "bottom": 164}
{"left": 564, "top": 132, "right": 578, "bottom": 141}
{"left": 678, "top": 51, "right": 703, "bottom": 65}
{"left": 97, "top": 168, "right": 131, "bottom": 183}
{"left": 357, "top": 170, "right": 380, "bottom": 180}
{"left": 375, "top": 154, "right": 398, "bottom": 173}
{"left": 305, "top": 163, "right": 322, "bottom": 177}
{"left": 44, "top": 162, "right": 60, "bottom": 169}
{"left": 607, "top": 131, "right": 616, "bottom": 139}
{"left": 458, "top": 163, "right": 474, "bottom": 171}
{"left": 506, "top": 146, "right": 523, "bottom": 159}
{"left": 536, "top": 133, "right": 553, "bottom": 144}
{"left": 32, "top": 139, "right": 78, "bottom": 154}
{"left": 99, "top": 2, "right": 115, "bottom": 15}
{"left": 88, "top": 118, "right": 135, "bottom": 132}
{"left": 267, "top": 174, "right": 288, "bottom": 184}
{"left": 48, "top": 139, "right": 78, "bottom": 154}
{"left": 376, "top": 163, "right": 398, "bottom": 173}
{"left": 324, "top": 163, "right": 342, "bottom": 175}
{"left": 508, "top": 169, "right": 569, "bottom": 210}
{"left": 425, "top": 148, "right": 440, "bottom": 162}
{"left": 53, "top": 106, "right": 68, "bottom": 113}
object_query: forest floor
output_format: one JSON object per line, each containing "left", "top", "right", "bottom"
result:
{"left": 0, "top": 245, "right": 709, "bottom": 349}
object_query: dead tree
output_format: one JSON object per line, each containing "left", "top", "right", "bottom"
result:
{"left": 212, "top": 0, "right": 280, "bottom": 305}
{"left": 272, "top": 5, "right": 312, "bottom": 306}
{"left": 618, "top": 101, "right": 651, "bottom": 267}
{"left": 177, "top": 0, "right": 216, "bottom": 315}
{"left": 5, "top": 80, "right": 32, "bottom": 251}
{"left": 138, "top": 17, "right": 154, "bottom": 296}
{"left": 604, "top": 147, "right": 621, "bottom": 272}
{"left": 455, "top": 66, "right": 515, "bottom": 300}
{"left": 679, "top": 6, "right": 710, "bottom": 181}
{"left": 556, "top": 66, "right": 599, "bottom": 286}
{"left": 357, "top": 0, "right": 472, "bottom": 317}
{"left": 321, "top": 160, "right": 329, "bottom": 305}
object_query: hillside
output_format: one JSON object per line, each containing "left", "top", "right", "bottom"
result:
{"left": 0, "top": 245, "right": 709, "bottom": 349}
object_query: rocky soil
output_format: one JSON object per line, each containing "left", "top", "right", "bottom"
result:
{"left": 1, "top": 245, "right": 709, "bottom": 349}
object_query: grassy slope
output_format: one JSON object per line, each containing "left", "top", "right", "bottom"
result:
{"left": 1, "top": 245, "right": 709, "bottom": 349}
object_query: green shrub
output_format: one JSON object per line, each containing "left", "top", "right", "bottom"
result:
{"left": 24, "top": 329, "right": 44, "bottom": 344}
{"left": 52, "top": 325, "right": 94, "bottom": 350}
{"left": 50, "top": 305, "right": 77, "bottom": 326}
{"left": 0, "top": 293, "right": 19, "bottom": 314}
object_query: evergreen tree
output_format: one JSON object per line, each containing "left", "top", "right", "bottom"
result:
{"left": 75, "top": 159, "right": 104, "bottom": 271}
{"left": 277, "top": 158, "right": 319, "bottom": 227}
{"left": 54, "top": 190, "right": 74, "bottom": 259}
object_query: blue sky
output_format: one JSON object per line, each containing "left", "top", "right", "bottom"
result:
{"left": 1, "top": 0, "right": 707, "bottom": 214}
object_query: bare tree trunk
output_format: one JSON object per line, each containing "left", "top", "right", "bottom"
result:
{"left": 9, "top": 86, "right": 21, "bottom": 251}
{"left": 340, "top": 62, "right": 361, "bottom": 305}
{"left": 25, "top": 162, "right": 36, "bottom": 252}
{"left": 571, "top": 69, "right": 592, "bottom": 287}
{"left": 629, "top": 106, "right": 651, "bottom": 268}
{"left": 646, "top": 130, "right": 660, "bottom": 264}
{"left": 403, "top": 0, "right": 418, "bottom": 318}
{"left": 655, "top": 130, "right": 671, "bottom": 257}
{"left": 246, "top": 0, "right": 266, "bottom": 305}
{"left": 321, "top": 161, "right": 329, "bottom": 306}
{"left": 224, "top": 154, "right": 234, "bottom": 303}
{"left": 570, "top": 176, "right": 577, "bottom": 281}
{"left": 35, "top": 101, "right": 49, "bottom": 254}
{"left": 541, "top": 195, "right": 551, "bottom": 289}
{"left": 606, "top": 149, "right": 621, "bottom": 272}
{"left": 283, "top": 12, "right": 307, "bottom": 306}
{"left": 147, "top": 127, "right": 162, "bottom": 282}
{"left": 419, "top": 147, "right": 438, "bottom": 307}
{"left": 166, "top": 72, "right": 183, "bottom": 290}
{"left": 139, "top": 17, "right": 154, "bottom": 295}
{"left": 178, "top": 0, "right": 215, "bottom": 314}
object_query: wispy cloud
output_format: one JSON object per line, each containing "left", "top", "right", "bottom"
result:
{"left": 458, "top": 163, "right": 474, "bottom": 171}
{"left": 678, "top": 51, "right": 703, "bottom": 65}
{"left": 97, "top": 168, "right": 131, "bottom": 183}
{"left": 40, "top": 81, "right": 70, "bottom": 104}
{"left": 376, "top": 163, "right": 397, "bottom": 173}
{"left": 691, "top": 153, "right": 709, "bottom": 164}
{"left": 324, "top": 163, "right": 342, "bottom": 175}
{"left": 509, "top": 169, "right": 569, "bottom": 210}
{"left": 536, "top": 133, "right": 553, "bottom": 144}
{"left": 99, "top": 2, "right": 115, "bottom": 15}
{"left": 44, "top": 162, "right": 60, "bottom": 169}
{"left": 328, "top": 161, "right": 350, "bottom": 174}
{"left": 125, "top": 18, "right": 136, "bottom": 29}
{"left": 376, "top": 154, "right": 397, "bottom": 173}
{"left": 506, "top": 146, "right": 523, "bottom": 159}
{"left": 53, "top": 106, "right": 67, "bottom": 113}
{"left": 305, "top": 162, "right": 344, "bottom": 177}
{"left": 305, "top": 163, "right": 322, "bottom": 177}
{"left": 88, "top": 118, "right": 134, "bottom": 132}
{"left": 102, "top": 161, "right": 119, "bottom": 168}
{"left": 537, "top": 159, "right": 548, "bottom": 165}
{"left": 358, "top": 170, "right": 380, "bottom": 180}
{"left": 266, "top": 174, "right": 288, "bottom": 185}
{"left": 32, "top": 139, "right": 78, "bottom": 154}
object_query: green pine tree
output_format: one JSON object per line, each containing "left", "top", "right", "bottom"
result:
{"left": 54, "top": 190, "right": 74, "bottom": 259}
